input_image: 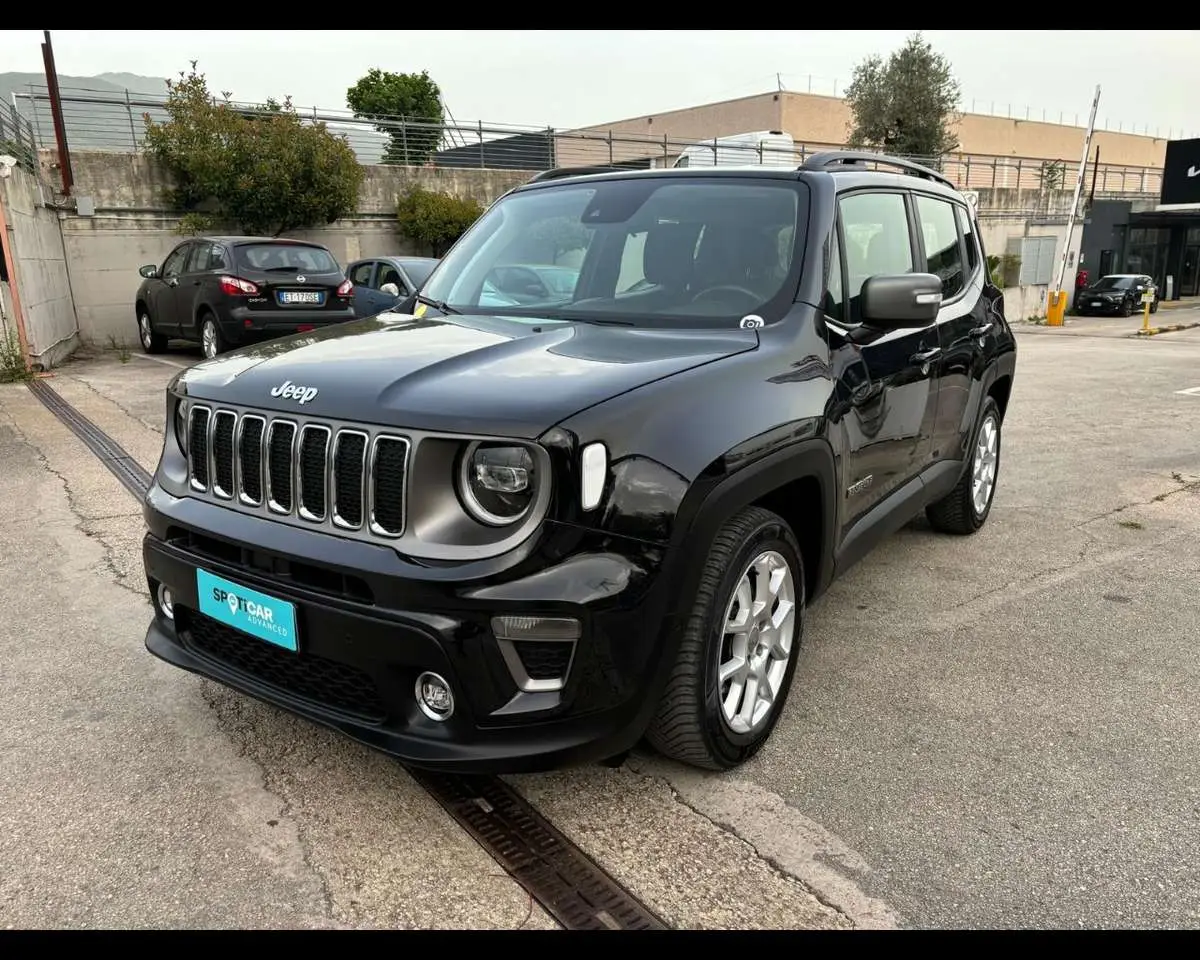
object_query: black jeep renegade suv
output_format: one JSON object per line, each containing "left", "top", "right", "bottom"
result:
{"left": 141, "top": 152, "right": 1016, "bottom": 773}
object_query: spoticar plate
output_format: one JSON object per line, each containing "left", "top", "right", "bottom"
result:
{"left": 196, "top": 568, "right": 298, "bottom": 652}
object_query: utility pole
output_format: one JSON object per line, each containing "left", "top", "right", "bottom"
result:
{"left": 1047, "top": 84, "right": 1100, "bottom": 326}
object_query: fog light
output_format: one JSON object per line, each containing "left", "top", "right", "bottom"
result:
{"left": 156, "top": 583, "right": 175, "bottom": 621}
{"left": 415, "top": 671, "right": 454, "bottom": 721}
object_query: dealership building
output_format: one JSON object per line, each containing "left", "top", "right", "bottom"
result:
{"left": 1079, "top": 138, "right": 1200, "bottom": 301}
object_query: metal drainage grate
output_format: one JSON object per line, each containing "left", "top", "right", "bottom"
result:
{"left": 410, "top": 770, "right": 668, "bottom": 930}
{"left": 27, "top": 378, "right": 152, "bottom": 498}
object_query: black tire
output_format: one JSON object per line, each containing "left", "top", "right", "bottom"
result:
{"left": 1150, "top": 300, "right": 1159, "bottom": 314}
{"left": 646, "top": 506, "right": 805, "bottom": 771}
{"left": 926, "top": 395, "right": 1002, "bottom": 535}
{"left": 1120, "top": 297, "right": 1133, "bottom": 317}
{"left": 200, "top": 313, "right": 225, "bottom": 360}
{"left": 137, "top": 307, "right": 167, "bottom": 354}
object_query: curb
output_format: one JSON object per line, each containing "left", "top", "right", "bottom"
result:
{"left": 1131, "top": 321, "right": 1200, "bottom": 337}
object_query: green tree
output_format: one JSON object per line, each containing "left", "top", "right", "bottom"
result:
{"left": 395, "top": 186, "right": 483, "bottom": 256}
{"left": 346, "top": 68, "right": 444, "bottom": 165}
{"left": 143, "top": 63, "right": 363, "bottom": 236}
{"left": 844, "top": 33, "right": 961, "bottom": 161}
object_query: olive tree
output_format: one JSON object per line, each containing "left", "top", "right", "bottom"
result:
{"left": 844, "top": 34, "right": 961, "bottom": 161}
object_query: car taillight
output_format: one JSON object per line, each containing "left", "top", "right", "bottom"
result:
{"left": 336, "top": 279, "right": 353, "bottom": 297}
{"left": 220, "top": 275, "right": 259, "bottom": 296}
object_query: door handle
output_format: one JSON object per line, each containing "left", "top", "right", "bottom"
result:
{"left": 969, "top": 322, "right": 993, "bottom": 337}
{"left": 911, "top": 347, "right": 942, "bottom": 363}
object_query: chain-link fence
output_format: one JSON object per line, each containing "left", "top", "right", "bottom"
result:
{"left": 11, "top": 83, "right": 1164, "bottom": 197}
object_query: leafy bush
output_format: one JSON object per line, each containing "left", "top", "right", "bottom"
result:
{"left": 144, "top": 63, "right": 363, "bottom": 237}
{"left": 395, "top": 186, "right": 483, "bottom": 256}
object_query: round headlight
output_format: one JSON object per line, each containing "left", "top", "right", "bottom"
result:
{"left": 174, "top": 399, "right": 188, "bottom": 455}
{"left": 459, "top": 441, "right": 536, "bottom": 526}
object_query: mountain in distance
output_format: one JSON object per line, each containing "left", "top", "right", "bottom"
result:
{"left": 0, "top": 71, "right": 168, "bottom": 102}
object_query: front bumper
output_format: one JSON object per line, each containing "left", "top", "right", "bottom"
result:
{"left": 141, "top": 484, "right": 681, "bottom": 774}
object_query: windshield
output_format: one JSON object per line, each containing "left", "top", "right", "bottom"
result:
{"left": 420, "top": 177, "right": 807, "bottom": 326}
{"left": 1093, "top": 276, "right": 1136, "bottom": 290}
{"left": 402, "top": 259, "right": 438, "bottom": 289}
{"left": 237, "top": 244, "right": 339, "bottom": 274}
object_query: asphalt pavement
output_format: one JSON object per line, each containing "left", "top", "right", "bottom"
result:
{"left": 1, "top": 317, "right": 1198, "bottom": 929}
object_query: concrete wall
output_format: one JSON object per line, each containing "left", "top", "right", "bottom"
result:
{"left": 0, "top": 163, "right": 79, "bottom": 367}
{"left": 49, "top": 150, "right": 535, "bottom": 345}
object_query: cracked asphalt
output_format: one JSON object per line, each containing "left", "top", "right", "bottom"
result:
{"left": 1, "top": 319, "right": 1198, "bottom": 929}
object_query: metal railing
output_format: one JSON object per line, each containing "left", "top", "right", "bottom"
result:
{"left": 0, "top": 99, "right": 38, "bottom": 172}
{"left": 11, "top": 84, "right": 1165, "bottom": 198}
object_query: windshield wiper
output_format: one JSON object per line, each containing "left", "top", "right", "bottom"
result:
{"left": 413, "top": 292, "right": 460, "bottom": 315}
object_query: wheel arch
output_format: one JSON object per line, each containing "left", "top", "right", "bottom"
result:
{"left": 666, "top": 437, "right": 838, "bottom": 613}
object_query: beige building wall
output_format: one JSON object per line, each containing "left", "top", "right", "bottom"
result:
{"left": 565, "top": 90, "right": 1168, "bottom": 175}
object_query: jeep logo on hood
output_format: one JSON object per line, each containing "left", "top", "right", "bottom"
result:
{"left": 269, "top": 380, "right": 318, "bottom": 405}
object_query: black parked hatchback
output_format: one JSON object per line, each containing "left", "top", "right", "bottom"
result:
{"left": 135, "top": 237, "right": 356, "bottom": 359}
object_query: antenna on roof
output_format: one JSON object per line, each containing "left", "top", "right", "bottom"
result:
{"left": 776, "top": 73, "right": 784, "bottom": 92}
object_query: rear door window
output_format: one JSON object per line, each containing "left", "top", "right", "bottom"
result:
{"left": 236, "top": 244, "right": 339, "bottom": 274}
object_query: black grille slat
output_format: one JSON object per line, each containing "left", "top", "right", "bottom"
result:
{"left": 334, "top": 432, "right": 366, "bottom": 528}
{"left": 298, "top": 427, "right": 330, "bottom": 521}
{"left": 268, "top": 422, "right": 296, "bottom": 513}
{"left": 371, "top": 438, "right": 409, "bottom": 536}
{"left": 188, "top": 407, "right": 211, "bottom": 489}
{"left": 186, "top": 410, "right": 408, "bottom": 539}
{"left": 212, "top": 412, "right": 236, "bottom": 497}
{"left": 238, "top": 417, "right": 264, "bottom": 504}
{"left": 513, "top": 641, "right": 574, "bottom": 680}
{"left": 179, "top": 609, "right": 386, "bottom": 722}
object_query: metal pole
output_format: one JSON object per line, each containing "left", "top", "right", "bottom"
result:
{"left": 1050, "top": 84, "right": 1101, "bottom": 325}
{"left": 41, "top": 31, "right": 74, "bottom": 195}
{"left": 1087, "top": 144, "right": 1099, "bottom": 211}
{"left": 124, "top": 88, "right": 138, "bottom": 150}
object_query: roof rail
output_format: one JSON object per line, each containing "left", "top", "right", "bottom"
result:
{"left": 800, "top": 151, "right": 955, "bottom": 189}
{"left": 527, "top": 166, "right": 624, "bottom": 183}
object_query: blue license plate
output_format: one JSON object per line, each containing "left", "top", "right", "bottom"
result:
{"left": 278, "top": 290, "right": 324, "bottom": 306}
{"left": 197, "top": 569, "right": 298, "bottom": 652}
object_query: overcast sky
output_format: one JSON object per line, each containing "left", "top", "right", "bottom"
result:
{"left": 3, "top": 30, "right": 1197, "bottom": 139}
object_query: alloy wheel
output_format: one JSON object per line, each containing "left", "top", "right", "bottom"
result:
{"left": 717, "top": 550, "right": 798, "bottom": 735}
{"left": 972, "top": 414, "right": 999, "bottom": 515}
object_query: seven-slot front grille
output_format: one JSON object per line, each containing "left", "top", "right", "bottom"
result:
{"left": 187, "top": 405, "right": 409, "bottom": 539}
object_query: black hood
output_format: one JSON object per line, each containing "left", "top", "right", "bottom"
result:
{"left": 174, "top": 313, "right": 759, "bottom": 439}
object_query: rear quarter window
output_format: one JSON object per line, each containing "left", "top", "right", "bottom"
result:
{"left": 236, "top": 244, "right": 339, "bottom": 273}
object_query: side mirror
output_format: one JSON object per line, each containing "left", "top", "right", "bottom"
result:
{"left": 139, "top": 264, "right": 158, "bottom": 279}
{"left": 860, "top": 273, "right": 943, "bottom": 327}
{"left": 379, "top": 282, "right": 400, "bottom": 298}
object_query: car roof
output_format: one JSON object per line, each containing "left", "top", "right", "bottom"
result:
{"left": 194, "top": 236, "right": 332, "bottom": 248}
{"left": 515, "top": 157, "right": 966, "bottom": 204}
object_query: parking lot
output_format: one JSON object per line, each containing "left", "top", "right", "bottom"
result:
{"left": 2, "top": 313, "right": 1199, "bottom": 929}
